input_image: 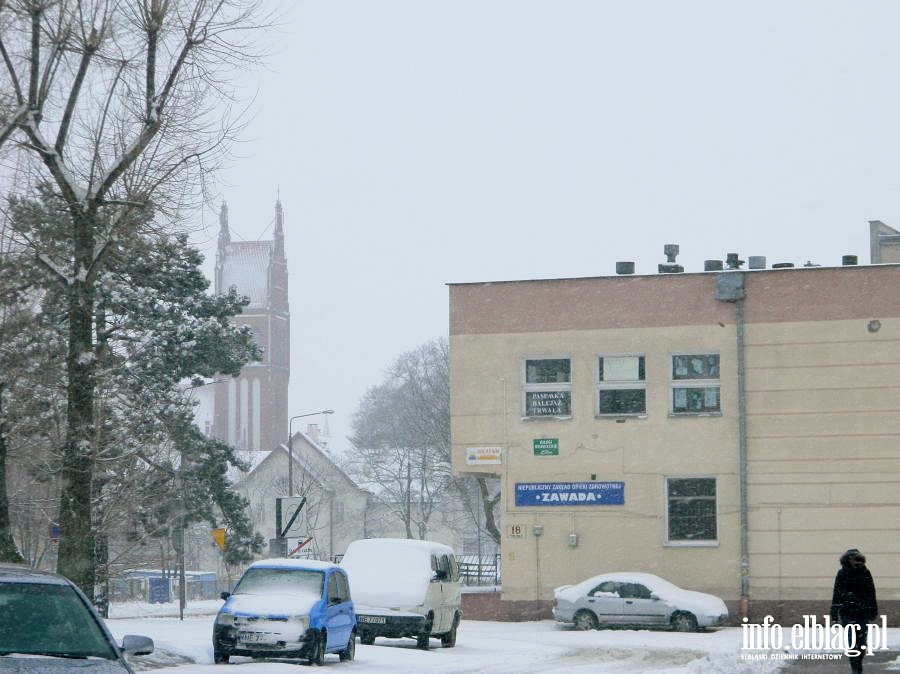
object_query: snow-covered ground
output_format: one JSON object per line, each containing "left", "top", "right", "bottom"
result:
{"left": 104, "top": 601, "right": 805, "bottom": 673}
{"left": 106, "top": 601, "right": 900, "bottom": 673}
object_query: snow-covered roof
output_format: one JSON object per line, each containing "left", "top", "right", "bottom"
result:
{"left": 227, "top": 450, "right": 272, "bottom": 483}
{"left": 220, "top": 241, "right": 273, "bottom": 307}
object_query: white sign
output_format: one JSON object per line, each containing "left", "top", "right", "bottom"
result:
{"left": 466, "top": 446, "right": 503, "bottom": 465}
{"left": 276, "top": 496, "right": 307, "bottom": 538}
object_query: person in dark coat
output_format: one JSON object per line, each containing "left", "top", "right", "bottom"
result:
{"left": 830, "top": 548, "right": 878, "bottom": 674}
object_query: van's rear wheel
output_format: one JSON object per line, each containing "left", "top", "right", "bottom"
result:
{"left": 441, "top": 613, "right": 460, "bottom": 647}
{"left": 339, "top": 630, "right": 356, "bottom": 662}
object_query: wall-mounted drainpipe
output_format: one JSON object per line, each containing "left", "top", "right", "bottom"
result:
{"left": 714, "top": 272, "right": 749, "bottom": 620}
{"left": 736, "top": 297, "right": 749, "bottom": 620}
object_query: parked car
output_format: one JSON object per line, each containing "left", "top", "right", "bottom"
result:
{"left": 0, "top": 563, "right": 154, "bottom": 673}
{"left": 213, "top": 558, "right": 356, "bottom": 665}
{"left": 553, "top": 572, "right": 728, "bottom": 632}
{"left": 339, "top": 538, "right": 462, "bottom": 649}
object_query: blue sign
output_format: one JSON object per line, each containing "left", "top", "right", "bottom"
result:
{"left": 515, "top": 481, "right": 624, "bottom": 506}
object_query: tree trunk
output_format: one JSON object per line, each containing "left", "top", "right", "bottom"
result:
{"left": 0, "top": 384, "right": 24, "bottom": 563}
{"left": 56, "top": 219, "right": 96, "bottom": 598}
{"left": 478, "top": 477, "right": 501, "bottom": 544}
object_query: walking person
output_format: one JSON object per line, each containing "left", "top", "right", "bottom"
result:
{"left": 830, "top": 548, "right": 878, "bottom": 674}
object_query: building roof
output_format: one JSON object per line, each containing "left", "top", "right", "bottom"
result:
{"left": 220, "top": 241, "right": 273, "bottom": 307}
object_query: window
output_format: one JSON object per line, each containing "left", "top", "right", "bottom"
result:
{"left": 597, "top": 354, "right": 646, "bottom": 416}
{"left": 523, "top": 358, "right": 571, "bottom": 418}
{"left": 327, "top": 574, "right": 340, "bottom": 604}
{"left": 670, "top": 353, "right": 720, "bottom": 414}
{"left": 666, "top": 477, "right": 717, "bottom": 543}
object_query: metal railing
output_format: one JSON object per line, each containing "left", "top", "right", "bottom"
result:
{"left": 456, "top": 554, "right": 501, "bottom": 586}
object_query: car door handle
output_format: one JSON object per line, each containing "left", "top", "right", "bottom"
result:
{"left": 587, "top": 598, "right": 595, "bottom": 602}
{"left": 625, "top": 600, "right": 634, "bottom": 604}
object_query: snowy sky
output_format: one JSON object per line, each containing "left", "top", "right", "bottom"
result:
{"left": 193, "top": 1, "right": 900, "bottom": 451}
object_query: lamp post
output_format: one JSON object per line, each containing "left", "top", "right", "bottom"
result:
{"left": 287, "top": 410, "right": 334, "bottom": 496}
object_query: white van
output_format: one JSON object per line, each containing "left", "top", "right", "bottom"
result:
{"left": 339, "top": 538, "right": 461, "bottom": 649}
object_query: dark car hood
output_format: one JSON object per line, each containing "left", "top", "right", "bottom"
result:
{"left": 0, "top": 656, "right": 131, "bottom": 672}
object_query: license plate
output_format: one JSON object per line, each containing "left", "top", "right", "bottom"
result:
{"left": 358, "top": 616, "right": 386, "bottom": 624}
{"left": 238, "top": 631, "right": 271, "bottom": 643}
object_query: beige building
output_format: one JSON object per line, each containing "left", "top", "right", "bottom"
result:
{"left": 449, "top": 261, "right": 900, "bottom": 623}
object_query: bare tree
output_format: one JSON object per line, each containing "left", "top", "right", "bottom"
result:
{"left": 0, "top": 0, "right": 271, "bottom": 597}
{"left": 349, "top": 338, "right": 501, "bottom": 544}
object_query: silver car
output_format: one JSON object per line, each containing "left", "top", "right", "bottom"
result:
{"left": 553, "top": 572, "right": 728, "bottom": 632}
{"left": 0, "top": 564, "right": 154, "bottom": 672}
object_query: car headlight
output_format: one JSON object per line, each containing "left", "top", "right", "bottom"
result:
{"left": 291, "top": 615, "right": 310, "bottom": 632}
{"left": 217, "top": 612, "right": 235, "bottom": 626}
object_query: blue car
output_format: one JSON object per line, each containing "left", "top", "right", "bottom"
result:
{"left": 213, "top": 559, "right": 356, "bottom": 665}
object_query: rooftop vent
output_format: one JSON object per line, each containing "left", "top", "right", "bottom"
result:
{"left": 664, "top": 244, "right": 679, "bottom": 263}
{"left": 704, "top": 259, "right": 724, "bottom": 271}
{"left": 842, "top": 255, "right": 858, "bottom": 266}
{"left": 659, "top": 244, "right": 683, "bottom": 273}
{"left": 725, "top": 253, "right": 744, "bottom": 270}
{"left": 772, "top": 262, "right": 794, "bottom": 268}
{"left": 616, "top": 261, "right": 635, "bottom": 275}
{"left": 748, "top": 256, "right": 766, "bottom": 270}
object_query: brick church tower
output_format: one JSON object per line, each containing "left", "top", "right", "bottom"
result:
{"left": 211, "top": 199, "right": 290, "bottom": 451}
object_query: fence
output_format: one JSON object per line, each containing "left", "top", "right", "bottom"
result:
{"left": 457, "top": 554, "right": 501, "bottom": 586}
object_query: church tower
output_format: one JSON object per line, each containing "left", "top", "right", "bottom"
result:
{"left": 211, "top": 199, "right": 290, "bottom": 451}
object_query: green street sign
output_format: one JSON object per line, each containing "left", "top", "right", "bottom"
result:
{"left": 533, "top": 438, "right": 559, "bottom": 456}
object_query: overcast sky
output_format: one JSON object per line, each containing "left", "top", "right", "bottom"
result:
{"left": 194, "top": 1, "right": 900, "bottom": 451}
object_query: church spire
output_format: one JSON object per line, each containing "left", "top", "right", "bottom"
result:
{"left": 218, "top": 202, "right": 231, "bottom": 251}
{"left": 274, "top": 192, "right": 285, "bottom": 262}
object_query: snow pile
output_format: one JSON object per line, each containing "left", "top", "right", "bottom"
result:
{"left": 109, "top": 599, "right": 222, "bottom": 619}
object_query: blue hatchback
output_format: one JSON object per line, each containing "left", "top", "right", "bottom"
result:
{"left": 213, "top": 559, "right": 356, "bottom": 665}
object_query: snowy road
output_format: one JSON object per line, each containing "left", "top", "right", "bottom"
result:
{"left": 106, "top": 607, "right": 792, "bottom": 674}
{"left": 104, "top": 602, "right": 900, "bottom": 673}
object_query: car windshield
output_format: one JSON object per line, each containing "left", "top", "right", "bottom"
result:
{"left": 234, "top": 567, "right": 324, "bottom": 596}
{"left": 0, "top": 582, "right": 118, "bottom": 659}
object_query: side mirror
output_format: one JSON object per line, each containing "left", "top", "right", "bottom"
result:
{"left": 650, "top": 593, "right": 660, "bottom": 601}
{"left": 220, "top": 591, "right": 231, "bottom": 600}
{"left": 121, "top": 635, "right": 154, "bottom": 656}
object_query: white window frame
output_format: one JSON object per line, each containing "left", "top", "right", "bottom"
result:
{"left": 669, "top": 351, "right": 721, "bottom": 416}
{"left": 521, "top": 356, "right": 572, "bottom": 419}
{"left": 664, "top": 476, "right": 718, "bottom": 546}
{"left": 596, "top": 353, "right": 647, "bottom": 418}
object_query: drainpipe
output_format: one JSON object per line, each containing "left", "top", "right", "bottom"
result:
{"left": 736, "top": 296, "right": 749, "bottom": 619}
{"left": 714, "top": 272, "right": 749, "bottom": 620}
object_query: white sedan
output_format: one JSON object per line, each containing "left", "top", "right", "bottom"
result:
{"left": 553, "top": 572, "right": 728, "bottom": 632}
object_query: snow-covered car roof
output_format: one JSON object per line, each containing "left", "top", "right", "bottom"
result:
{"left": 0, "top": 563, "right": 72, "bottom": 586}
{"left": 247, "top": 558, "right": 340, "bottom": 572}
{"left": 569, "top": 572, "right": 680, "bottom": 593}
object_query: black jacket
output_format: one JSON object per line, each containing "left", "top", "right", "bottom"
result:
{"left": 830, "top": 560, "right": 877, "bottom": 624}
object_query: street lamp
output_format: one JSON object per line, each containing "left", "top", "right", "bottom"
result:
{"left": 287, "top": 410, "right": 334, "bottom": 496}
